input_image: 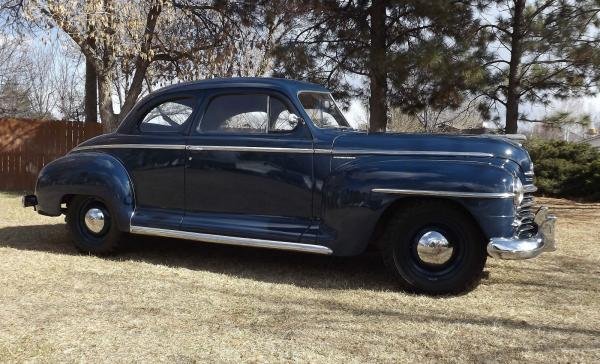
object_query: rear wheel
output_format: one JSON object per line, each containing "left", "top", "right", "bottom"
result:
{"left": 66, "top": 196, "right": 121, "bottom": 255}
{"left": 380, "top": 200, "right": 487, "bottom": 295}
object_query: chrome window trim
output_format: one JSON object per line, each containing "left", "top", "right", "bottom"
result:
{"left": 129, "top": 225, "right": 333, "bottom": 255}
{"left": 297, "top": 90, "right": 331, "bottom": 95}
{"left": 372, "top": 188, "right": 515, "bottom": 199}
{"left": 73, "top": 144, "right": 186, "bottom": 151}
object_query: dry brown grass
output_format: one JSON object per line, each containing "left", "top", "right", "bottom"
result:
{"left": 1, "top": 192, "right": 599, "bottom": 363}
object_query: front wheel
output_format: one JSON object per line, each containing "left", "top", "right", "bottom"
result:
{"left": 380, "top": 200, "right": 487, "bottom": 295}
{"left": 66, "top": 196, "right": 122, "bottom": 255}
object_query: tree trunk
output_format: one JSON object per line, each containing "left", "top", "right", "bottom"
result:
{"left": 505, "top": 0, "right": 525, "bottom": 134}
{"left": 95, "top": 1, "right": 160, "bottom": 132}
{"left": 120, "top": 62, "right": 149, "bottom": 117}
{"left": 97, "top": 70, "right": 118, "bottom": 133}
{"left": 368, "top": 0, "right": 388, "bottom": 133}
{"left": 84, "top": 56, "right": 98, "bottom": 123}
{"left": 97, "top": 65, "right": 147, "bottom": 133}
{"left": 83, "top": 4, "right": 98, "bottom": 124}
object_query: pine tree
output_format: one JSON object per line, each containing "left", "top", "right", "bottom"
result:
{"left": 481, "top": 0, "right": 600, "bottom": 133}
{"left": 273, "top": 0, "right": 487, "bottom": 132}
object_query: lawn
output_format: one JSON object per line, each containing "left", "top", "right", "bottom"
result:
{"left": 0, "top": 192, "right": 599, "bottom": 362}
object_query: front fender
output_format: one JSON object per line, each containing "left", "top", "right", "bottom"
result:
{"left": 321, "top": 156, "right": 517, "bottom": 255}
{"left": 35, "top": 152, "right": 135, "bottom": 231}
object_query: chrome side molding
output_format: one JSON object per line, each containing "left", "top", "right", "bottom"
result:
{"left": 74, "top": 144, "right": 326, "bottom": 154}
{"left": 371, "top": 188, "right": 514, "bottom": 199}
{"left": 73, "top": 144, "right": 186, "bottom": 151}
{"left": 129, "top": 225, "right": 333, "bottom": 255}
{"left": 186, "top": 145, "right": 315, "bottom": 154}
{"left": 73, "top": 144, "right": 494, "bottom": 159}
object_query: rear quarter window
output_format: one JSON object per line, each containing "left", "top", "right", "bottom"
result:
{"left": 139, "top": 98, "right": 195, "bottom": 133}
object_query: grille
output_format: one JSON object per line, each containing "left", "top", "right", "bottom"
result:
{"left": 515, "top": 190, "right": 537, "bottom": 238}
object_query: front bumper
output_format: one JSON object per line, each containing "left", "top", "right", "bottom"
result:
{"left": 487, "top": 206, "right": 556, "bottom": 260}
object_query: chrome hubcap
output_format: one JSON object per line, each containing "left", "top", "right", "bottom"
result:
{"left": 416, "top": 231, "right": 454, "bottom": 265}
{"left": 84, "top": 208, "right": 105, "bottom": 234}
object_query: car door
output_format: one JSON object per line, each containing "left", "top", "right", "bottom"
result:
{"left": 183, "top": 89, "right": 315, "bottom": 243}
{"left": 110, "top": 93, "right": 200, "bottom": 230}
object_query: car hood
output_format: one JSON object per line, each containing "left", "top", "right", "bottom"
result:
{"left": 331, "top": 132, "right": 533, "bottom": 173}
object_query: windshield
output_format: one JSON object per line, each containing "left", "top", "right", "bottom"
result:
{"left": 298, "top": 92, "right": 352, "bottom": 129}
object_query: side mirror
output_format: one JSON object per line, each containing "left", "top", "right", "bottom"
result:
{"left": 288, "top": 114, "right": 303, "bottom": 129}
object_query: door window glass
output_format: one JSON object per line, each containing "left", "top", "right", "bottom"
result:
{"left": 269, "top": 97, "right": 296, "bottom": 132}
{"left": 200, "top": 94, "right": 268, "bottom": 133}
{"left": 139, "top": 98, "right": 194, "bottom": 133}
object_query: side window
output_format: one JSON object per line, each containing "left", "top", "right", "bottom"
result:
{"left": 139, "top": 98, "right": 195, "bottom": 133}
{"left": 199, "top": 94, "right": 268, "bottom": 133}
{"left": 269, "top": 97, "right": 296, "bottom": 132}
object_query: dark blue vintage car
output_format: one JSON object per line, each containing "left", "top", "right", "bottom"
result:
{"left": 22, "top": 77, "right": 556, "bottom": 294}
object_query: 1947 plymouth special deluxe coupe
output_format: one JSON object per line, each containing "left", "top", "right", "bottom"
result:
{"left": 22, "top": 77, "right": 556, "bottom": 294}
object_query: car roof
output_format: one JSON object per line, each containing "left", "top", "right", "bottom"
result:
{"left": 149, "top": 77, "right": 330, "bottom": 97}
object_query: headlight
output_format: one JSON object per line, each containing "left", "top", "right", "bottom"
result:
{"left": 513, "top": 177, "right": 524, "bottom": 206}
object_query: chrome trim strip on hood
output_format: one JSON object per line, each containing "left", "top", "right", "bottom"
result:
{"left": 372, "top": 188, "right": 514, "bottom": 199}
{"left": 333, "top": 149, "right": 494, "bottom": 158}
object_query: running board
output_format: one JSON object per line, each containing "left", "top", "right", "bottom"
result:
{"left": 129, "top": 225, "right": 333, "bottom": 255}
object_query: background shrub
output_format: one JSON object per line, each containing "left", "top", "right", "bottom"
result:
{"left": 524, "top": 139, "right": 600, "bottom": 201}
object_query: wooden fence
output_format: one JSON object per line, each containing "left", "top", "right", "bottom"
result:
{"left": 0, "top": 118, "right": 103, "bottom": 191}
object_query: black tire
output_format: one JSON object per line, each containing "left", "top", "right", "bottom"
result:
{"left": 380, "top": 200, "right": 487, "bottom": 295}
{"left": 66, "top": 196, "right": 122, "bottom": 255}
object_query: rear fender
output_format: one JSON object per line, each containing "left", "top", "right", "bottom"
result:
{"left": 35, "top": 152, "right": 135, "bottom": 231}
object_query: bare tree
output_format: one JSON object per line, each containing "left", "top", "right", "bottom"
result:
{"left": 0, "top": 18, "right": 86, "bottom": 121}
{"left": 22, "top": 45, "right": 56, "bottom": 119}
{"left": 53, "top": 52, "right": 84, "bottom": 121}
{"left": 13, "top": 0, "right": 223, "bottom": 131}
{"left": 0, "top": 30, "right": 33, "bottom": 118}
{"left": 388, "top": 100, "right": 485, "bottom": 133}
{"left": 13, "top": 0, "right": 293, "bottom": 131}
{"left": 0, "top": 31, "right": 22, "bottom": 87}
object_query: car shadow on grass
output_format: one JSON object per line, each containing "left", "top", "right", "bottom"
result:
{"left": 0, "top": 223, "right": 397, "bottom": 291}
{"left": 2, "top": 223, "right": 598, "bottom": 295}
{"left": 3, "top": 223, "right": 600, "bottom": 344}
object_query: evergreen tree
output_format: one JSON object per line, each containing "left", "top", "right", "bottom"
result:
{"left": 481, "top": 0, "right": 600, "bottom": 133}
{"left": 273, "top": 0, "right": 487, "bottom": 132}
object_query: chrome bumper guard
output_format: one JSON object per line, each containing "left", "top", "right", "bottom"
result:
{"left": 487, "top": 206, "right": 556, "bottom": 260}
